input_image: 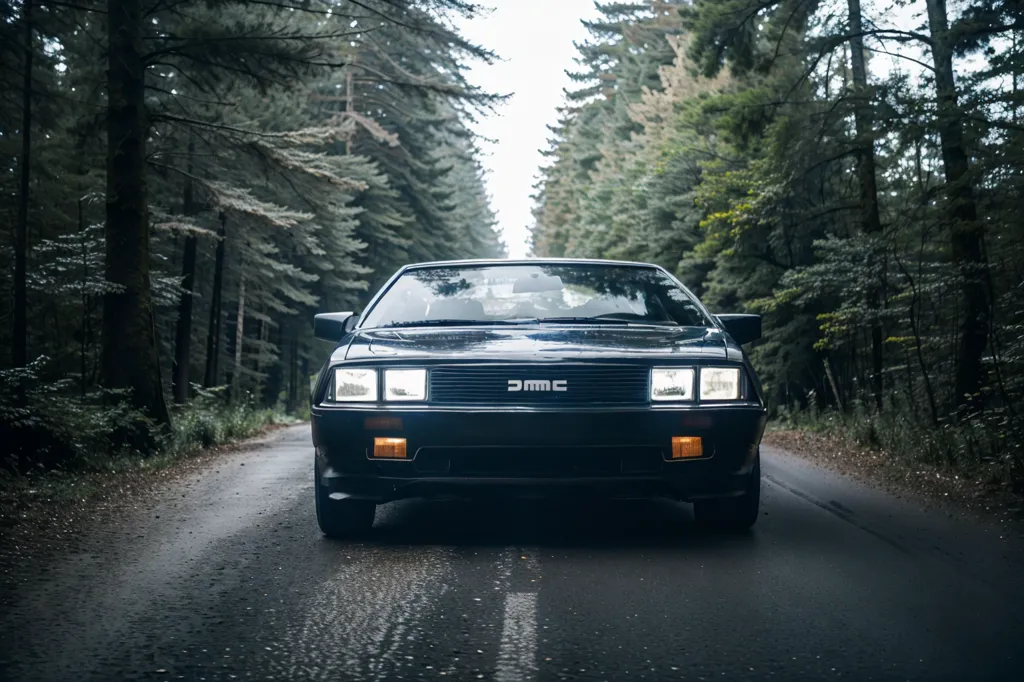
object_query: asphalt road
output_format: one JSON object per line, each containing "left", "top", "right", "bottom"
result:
{"left": 2, "top": 424, "right": 1023, "bottom": 682}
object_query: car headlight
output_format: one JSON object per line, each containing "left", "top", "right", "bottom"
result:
{"left": 332, "top": 368, "right": 377, "bottom": 402}
{"left": 700, "top": 367, "right": 741, "bottom": 400}
{"left": 651, "top": 368, "right": 695, "bottom": 401}
{"left": 384, "top": 369, "right": 427, "bottom": 401}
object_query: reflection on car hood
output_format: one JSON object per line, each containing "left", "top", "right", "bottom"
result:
{"left": 342, "top": 325, "right": 737, "bottom": 362}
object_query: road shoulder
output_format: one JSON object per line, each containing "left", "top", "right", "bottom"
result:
{"left": 0, "top": 423, "right": 305, "bottom": 606}
{"left": 763, "top": 427, "right": 1024, "bottom": 527}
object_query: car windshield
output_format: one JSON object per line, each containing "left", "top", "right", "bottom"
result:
{"left": 359, "top": 263, "right": 712, "bottom": 329}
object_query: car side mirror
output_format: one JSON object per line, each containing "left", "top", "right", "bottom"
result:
{"left": 715, "top": 314, "right": 761, "bottom": 345}
{"left": 314, "top": 312, "right": 357, "bottom": 342}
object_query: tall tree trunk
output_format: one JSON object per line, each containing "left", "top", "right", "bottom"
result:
{"left": 13, "top": 0, "right": 33, "bottom": 368}
{"left": 80, "top": 198, "right": 89, "bottom": 396}
{"left": 824, "top": 357, "right": 845, "bottom": 414}
{"left": 287, "top": 324, "right": 298, "bottom": 412}
{"left": 344, "top": 67, "right": 354, "bottom": 155}
{"left": 102, "top": 0, "right": 170, "bottom": 437}
{"left": 300, "top": 354, "right": 310, "bottom": 401}
{"left": 262, "top": 323, "right": 284, "bottom": 408}
{"left": 230, "top": 274, "right": 246, "bottom": 403}
{"left": 847, "top": 0, "right": 884, "bottom": 411}
{"left": 924, "top": 0, "right": 988, "bottom": 412}
{"left": 172, "top": 138, "right": 198, "bottom": 404}
{"left": 252, "top": 317, "right": 266, "bottom": 404}
{"left": 204, "top": 212, "right": 227, "bottom": 387}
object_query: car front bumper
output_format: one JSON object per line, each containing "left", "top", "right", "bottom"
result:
{"left": 310, "top": 405, "right": 766, "bottom": 503}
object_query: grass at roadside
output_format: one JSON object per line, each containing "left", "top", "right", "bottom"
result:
{"left": 765, "top": 407, "right": 1024, "bottom": 522}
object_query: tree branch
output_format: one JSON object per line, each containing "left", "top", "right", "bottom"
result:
{"left": 40, "top": 0, "right": 106, "bottom": 12}
{"left": 152, "top": 113, "right": 283, "bottom": 138}
{"left": 144, "top": 29, "right": 367, "bottom": 60}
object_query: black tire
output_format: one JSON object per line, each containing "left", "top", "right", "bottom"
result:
{"left": 693, "top": 455, "right": 760, "bottom": 531}
{"left": 315, "top": 461, "right": 376, "bottom": 538}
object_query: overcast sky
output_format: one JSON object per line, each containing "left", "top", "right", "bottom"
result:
{"left": 454, "top": 1, "right": 601, "bottom": 259}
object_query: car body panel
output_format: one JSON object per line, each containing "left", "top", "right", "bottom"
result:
{"left": 346, "top": 326, "right": 729, "bottom": 360}
{"left": 312, "top": 405, "right": 765, "bottom": 502}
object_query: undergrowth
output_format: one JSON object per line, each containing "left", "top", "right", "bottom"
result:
{"left": 1, "top": 360, "right": 298, "bottom": 479}
{"left": 772, "top": 402, "right": 1024, "bottom": 494}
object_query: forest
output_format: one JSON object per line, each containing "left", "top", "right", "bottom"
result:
{"left": 1, "top": 0, "right": 504, "bottom": 468}
{"left": 530, "top": 0, "right": 1024, "bottom": 490}
{"left": 3, "top": 0, "right": 1023, "bottom": 498}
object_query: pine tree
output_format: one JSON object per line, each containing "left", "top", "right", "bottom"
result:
{"left": 0, "top": 0, "right": 503, "bottom": 460}
{"left": 530, "top": 0, "right": 1024, "bottom": 478}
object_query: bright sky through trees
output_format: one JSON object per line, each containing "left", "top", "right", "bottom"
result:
{"left": 454, "top": 0, "right": 936, "bottom": 260}
{"left": 455, "top": 1, "right": 602, "bottom": 258}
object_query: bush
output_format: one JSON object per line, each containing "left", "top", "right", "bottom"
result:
{"left": 1, "top": 362, "right": 280, "bottom": 475}
{"left": 166, "top": 389, "right": 275, "bottom": 457}
{"left": 1, "top": 359, "right": 156, "bottom": 472}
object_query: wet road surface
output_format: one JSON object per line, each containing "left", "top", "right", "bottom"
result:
{"left": 1, "top": 424, "right": 1023, "bottom": 681}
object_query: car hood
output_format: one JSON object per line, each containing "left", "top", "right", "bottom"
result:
{"left": 341, "top": 325, "right": 738, "bottom": 362}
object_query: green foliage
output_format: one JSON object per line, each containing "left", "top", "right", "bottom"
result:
{"left": 531, "top": 0, "right": 1024, "bottom": 489}
{"left": 0, "top": 361, "right": 279, "bottom": 473}
{"left": 0, "top": 0, "right": 504, "bottom": 463}
{"left": 0, "top": 359, "right": 155, "bottom": 471}
{"left": 166, "top": 390, "right": 277, "bottom": 457}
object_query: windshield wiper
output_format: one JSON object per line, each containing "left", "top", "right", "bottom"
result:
{"left": 377, "top": 317, "right": 679, "bottom": 329}
{"left": 378, "top": 318, "right": 532, "bottom": 329}
{"left": 534, "top": 316, "right": 678, "bottom": 326}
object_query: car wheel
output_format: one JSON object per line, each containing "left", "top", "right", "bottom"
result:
{"left": 693, "top": 454, "right": 760, "bottom": 531}
{"left": 314, "top": 460, "right": 376, "bottom": 538}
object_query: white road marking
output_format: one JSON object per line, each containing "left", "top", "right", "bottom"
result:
{"left": 495, "top": 592, "right": 538, "bottom": 682}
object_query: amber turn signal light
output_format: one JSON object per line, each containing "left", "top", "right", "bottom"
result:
{"left": 373, "top": 437, "right": 408, "bottom": 459}
{"left": 671, "top": 436, "right": 703, "bottom": 459}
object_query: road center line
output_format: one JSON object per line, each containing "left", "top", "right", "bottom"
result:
{"left": 495, "top": 592, "right": 538, "bottom": 682}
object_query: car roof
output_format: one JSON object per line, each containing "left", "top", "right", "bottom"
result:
{"left": 400, "top": 258, "right": 661, "bottom": 270}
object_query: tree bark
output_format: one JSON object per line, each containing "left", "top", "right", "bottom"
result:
{"left": 344, "top": 67, "right": 354, "bottom": 155}
{"left": 824, "top": 357, "right": 845, "bottom": 414}
{"left": 288, "top": 324, "right": 299, "bottom": 412}
{"left": 172, "top": 138, "right": 198, "bottom": 404}
{"left": 204, "top": 212, "right": 227, "bottom": 387}
{"left": 924, "top": 0, "right": 988, "bottom": 412}
{"left": 300, "top": 354, "right": 310, "bottom": 401}
{"left": 102, "top": 0, "right": 170, "bottom": 437}
{"left": 13, "top": 0, "right": 33, "bottom": 368}
{"left": 846, "top": 0, "right": 884, "bottom": 411}
{"left": 262, "top": 323, "right": 284, "bottom": 408}
{"left": 80, "top": 198, "right": 88, "bottom": 397}
{"left": 230, "top": 274, "right": 246, "bottom": 403}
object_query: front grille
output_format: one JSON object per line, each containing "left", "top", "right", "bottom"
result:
{"left": 429, "top": 364, "right": 650, "bottom": 406}
{"left": 414, "top": 447, "right": 665, "bottom": 477}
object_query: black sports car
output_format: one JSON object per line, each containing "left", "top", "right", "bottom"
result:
{"left": 310, "top": 259, "right": 767, "bottom": 536}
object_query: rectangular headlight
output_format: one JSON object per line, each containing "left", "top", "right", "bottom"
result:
{"left": 700, "top": 367, "right": 741, "bottom": 400}
{"left": 384, "top": 369, "right": 427, "bottom": 401}
{"left": 333, "top": 368, "right": 377, "bottom": 402}
{"left": 651, "top": 368, "right": 695, "bottom": 401}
